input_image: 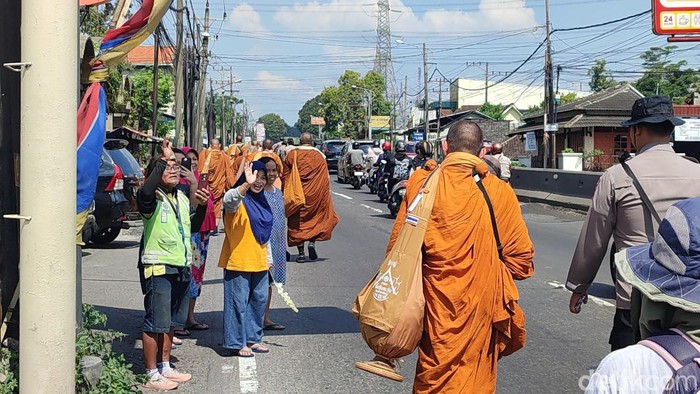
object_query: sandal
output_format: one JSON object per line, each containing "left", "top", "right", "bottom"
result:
{"left": 248, "top": 344, "right": 269, "bottom": 354}
{"left": 223, "top": 348, "right": 254, "bottom": 358}
{"left": 174, "top": 329, "right": 190, "bottom": 337}
{"left": 172, "top": 336, "right": 183, "bottom": 345}
{"left": 263, "top": 323, "right": 286, "bottom": 331}
{"left": 185, "top": 322, "right": 209, "bottom": 331}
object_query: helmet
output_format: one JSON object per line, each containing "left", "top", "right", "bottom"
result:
{"left": 352, "top": 141, "right": 360, "bottom": 150}
{"left": 373, "top": 140, "right": 380, "bottom": 148}
{"left": 395, "top": 140, "right": 406, "bottom": 153}
{"left": 416, "top": 141, "right": 433, "bottom": 158}
{"left": 382, "top": 142, "right": 392, "bottom": 151}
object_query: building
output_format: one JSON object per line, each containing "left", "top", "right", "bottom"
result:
{"left": 125, "top": 45, "right": 174, "bottom": 69}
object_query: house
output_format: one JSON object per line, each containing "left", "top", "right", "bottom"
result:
{"left": 449, "top": 78, "right": 586, "bottom": 110}
{"left": 125, "top": 45, "right": 174, "bottom": 70}
{"left": 502, "top": 104, "right": 525, "bottom": 130}
{"left": 510, "top": 85, "right": 644, "bottom": 170}
{"left": 402, "top": 109, "right": 511, "bottom": 146}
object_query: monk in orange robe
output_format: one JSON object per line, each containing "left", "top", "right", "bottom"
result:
{"left": 206, "top": 139, "right": 233, "bottom": 229}
{"left": 282, "top": 132, "right": 339, "bottom": 263}
{"left": 387, "top": 120, "right": 534, "bottom": 393}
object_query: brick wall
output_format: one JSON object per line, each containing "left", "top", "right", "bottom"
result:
{"left": 592, "top": 128, "right": 631, "bottom": 169}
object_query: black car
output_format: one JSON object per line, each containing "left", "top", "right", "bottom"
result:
{"left": 104, "top": 139, "right": 144, "bottom": 221}
{"left": 89, "top": 148, "right": 129, "bottom": 244}
{"left": 321, "top": 140, "right": 345, "bottom": 171}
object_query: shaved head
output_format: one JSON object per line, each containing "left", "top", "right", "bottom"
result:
{"left": 300, "top": 132, "right": 314, "bottom": 146}
{"left": 211, "top": 138, "right": 221, "bottom": 149}
{"left": 235, "top": 135, "right": 243, "bottom": 143}
{"left": 446, "top": 120, "right": 483, "bottom": 155}
{"left": 492, "top": 143, "right": 503, "bottom": 154}
{"left": 263, "top": 139, "right": 274, "bottom": 150}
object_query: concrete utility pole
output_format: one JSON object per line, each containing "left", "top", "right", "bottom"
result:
{"left": 194, "top": 0, "right": 210, "bottom": 150}
{"left": 485, "top": 62, "right": 489, "bottom": 104}
{"left": 403, "top": 75, "right": 408, "bottom": 130}
{"left": 221, "top": 86, "right": 227, "bottom": 146}
{"left": 229, "top": 69, "right": 236, "bottom": 143}
{"left": 423, "top": 43, "right": 429, "bottom": 141}
{"left": 17, "top": 0, "right": 77, "bottom": 390}
{"left": 544, "top": 0, "right": 556, "bottom": 168}
{"left": 110, "top": 0, "right": 131, "bottom": 29}
{"left": 174, "top": 0, "right": 185, "bottom": 146}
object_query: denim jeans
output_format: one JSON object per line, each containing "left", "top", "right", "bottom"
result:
{"left": 223, "top": 270, "right": 269, "bottom": 349}
{"left": 142, "top": 271, "right": 190, "bottom": 333}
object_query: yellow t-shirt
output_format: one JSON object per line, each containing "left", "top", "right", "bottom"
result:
{"left": 217, "top": 203, "right": 268, "bottom": 272}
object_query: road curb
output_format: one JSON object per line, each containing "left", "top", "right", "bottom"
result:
{"left": 514, "top": 189, "right": 590, "bottom": 212}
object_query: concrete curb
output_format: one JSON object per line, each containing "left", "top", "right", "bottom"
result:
{"left": 514, "top": 189, "right": 591, "bottom": 212}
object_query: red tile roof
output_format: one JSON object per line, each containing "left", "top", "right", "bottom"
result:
{"left": 126, "top": 46, "right": 174, "bottom": 66}
{"left": 673, "top": 105, "right": 700, "bottom": 117}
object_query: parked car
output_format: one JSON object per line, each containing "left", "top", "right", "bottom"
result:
{"left": 337, "top": 140, "right": 374, "bottom": 184}
{"left": 321, "top": 139, "right": 345, "bottom": 172}
{"left": 104, "top": 139, "right": 143, "bottom": 220}
{"left": 89, "top": 148, "right": 129, "bottom": 244}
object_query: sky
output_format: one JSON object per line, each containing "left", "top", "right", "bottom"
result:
{"left": 162, "top": 0, "right": 696, "bottom": 125}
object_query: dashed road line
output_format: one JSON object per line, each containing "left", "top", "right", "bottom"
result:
{"left": 360, "top": 204, "right": 384, "bottom": 213}
{"left": 331, "top": 191, "right": 353, "bottom": 200}
{"left": 546, "top": 280, "right": 615, "bottom": 308}
{"left": 238, "top": 356, "right": 259, "bottom": 393}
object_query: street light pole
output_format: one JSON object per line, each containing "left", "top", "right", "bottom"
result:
{"left": 423, "top": 42, "right": 429, "bottom": 142}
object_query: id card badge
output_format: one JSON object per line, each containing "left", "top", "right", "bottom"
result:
{"left": 161, "top": 205, "right": 169, "bottom": 223}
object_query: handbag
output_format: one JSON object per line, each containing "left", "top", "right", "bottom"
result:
{"left": 283, "top": 152, "right": 306, "bottom": 217}
{"left": 353, "top": 167, "right": 441, "bottom": 382}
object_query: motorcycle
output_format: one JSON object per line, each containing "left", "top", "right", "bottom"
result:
{"left": 377, "top": 173, "right": 390, "bottom": 203}
{"left": 349, "top": 163, "right": 365, "bottom": 190}
{"left": 388, "top": 179, "right": 408, "bottom": 218}
{"left": 367, "top": 166, "right": 380, "bottom": 194}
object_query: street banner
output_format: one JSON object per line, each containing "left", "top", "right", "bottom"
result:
{"left": 255, "top": 123, "right": 266, "bottom": 141}
{"left": 76, "top": 83, "right": 107, "bottom": 214}
{"left": 525, "top": 132, "right": 538, "bottom": 153}
{"left": 371, "top": 116, "right": 391, "bottom": 129}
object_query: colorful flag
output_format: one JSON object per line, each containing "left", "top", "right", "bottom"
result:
{"left": 76, "top": 83, "right": 107, "bottom": 214}
{"left": 89, "top": 0, "right": 172, "bottom": 82}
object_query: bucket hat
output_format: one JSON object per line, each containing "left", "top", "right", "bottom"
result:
{"left": 615, "top": 197, "right": 700, "bottom": 313}
{"left": 620, "top": 95, "right": 685, "bottom": 127}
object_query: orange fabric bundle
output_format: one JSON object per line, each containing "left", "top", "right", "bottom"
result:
{"left": 206, "top": 148, "right": 233, "bottom": 219}
{"left": 282, "top": 147, "right": 338, "bottom": 246}
{"left": 387, "top": 152, "right": 534, "bottom": 394}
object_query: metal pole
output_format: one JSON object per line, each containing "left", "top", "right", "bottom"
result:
{"left": 545, "top": 0, "right": 555, "bottom": 168}
{"left": 194, "top": 0, "right": 210, "bottom": 151}
{"left": 174, "top": 0, "right": 185, "bottom": 146}
{"left": 221, "top": 89, "right": 226, "bottom": 146}
{"left": 438, "top": 79, "right": 442, "bottom": 137}
{"left": 19, "top": 0, "right": 77, "bottom": 390}
{"left": 422, "top": 42, "right": 429, "bottom": 141}
{"left": 151, "top": 33, "right": 160, "bottom": 158}
{"left": 485, "top": 62, "right": 489, "bottom": 104}
{"left": 403, "top": 75, "right": 408, "bottom": 130}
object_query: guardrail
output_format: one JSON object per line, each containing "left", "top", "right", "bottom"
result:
{"left": 510, "top": 167, "right": 602, "bottom": 199}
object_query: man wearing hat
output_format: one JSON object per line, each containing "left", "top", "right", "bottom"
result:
{"left": 566, "top": 95, "right": 700, "bottom": 351}
{"left": 585, "top": 198, "right": 700, "bottom": 393}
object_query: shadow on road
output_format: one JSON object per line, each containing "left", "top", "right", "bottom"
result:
{"left": 85, "top": 240, "right": 140, "bottom": 250}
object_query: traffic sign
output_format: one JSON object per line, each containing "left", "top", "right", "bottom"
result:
{"left": 653, "top": 0, "right": 700, "bottom": 35}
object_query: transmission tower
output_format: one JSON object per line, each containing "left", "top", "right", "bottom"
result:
{"left": 374, "top": 0, "right": 397, "bottom": 102}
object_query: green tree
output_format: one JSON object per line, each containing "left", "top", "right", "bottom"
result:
{"left": 209, "top": 93, "right": 243, "bottom": 141}
{"left": 527, "top": 92, "right": 578, "bottom": 113}
{"left": 588, "top": 59, "right": 618, "bottom": 92}
{"left": 258, "top": 113, "right": 289, "bottom": 142}
{"left": 633, "top": 45, "right": 699, "bottom": 103}
{"left": 80, "top": 3, "right": 116, "bottom": 37}
{"left": 126, "top": 67, "right": 174, "bottom": 137}
{"left": 295, "top": 94, "right": 324, "bottom": 136}
{"left": 478, "top": 102, "right": 505, "bottom": 120}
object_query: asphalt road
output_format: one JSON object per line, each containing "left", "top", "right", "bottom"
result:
{"left": 81, "top": 178, "right": 618, "bottom": 394}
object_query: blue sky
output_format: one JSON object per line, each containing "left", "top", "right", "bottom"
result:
{"left": 169, "top": 0, "right": 688, "bottom": 125}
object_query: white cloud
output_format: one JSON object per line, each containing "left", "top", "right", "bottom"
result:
{"left": 256, "top": 71, "right": 303, "bottom": 91}
{"left": 273, "top": 0, "right": 537, "bottom": 34}
{"left": 230, "top": 3, "right": 267, "bottom": 33}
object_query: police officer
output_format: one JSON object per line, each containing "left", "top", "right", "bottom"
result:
{"left": 566, "top": 96, "right": 700, "bottom": 351}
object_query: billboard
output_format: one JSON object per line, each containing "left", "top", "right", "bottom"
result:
{"left": 675, "top": 118, "right": 700, "bottom": 141}
{"left": 310, "top": 116, "right": 326, "bottom": 126}
{"left": 371, "top": 116, "right": 391, "bottom": 129}
{"left": 653, "top": 0, "right": 700, "bottom": 35}
{"left": 255, "top": 123, "right": 266, "bottom": 141}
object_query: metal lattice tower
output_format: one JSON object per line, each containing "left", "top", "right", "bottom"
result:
{"left": 374, "top": 0, "right": 397, "bottom": 101}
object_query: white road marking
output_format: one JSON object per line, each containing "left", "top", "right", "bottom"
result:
{"left": 331, "top": 191, "right": 353, "bottom": 200}
{"left": 547, "top": 280, "right": 615, "bottom": 308}
{"left": 238, "top": 356, "right": 259, "bottom": 393}
{"left": 360, "top": 204, "right": 384, "bottom": 213}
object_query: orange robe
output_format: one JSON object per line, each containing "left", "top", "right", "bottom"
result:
{"left": 387, "top": 152, "right": 534, "bottom": 394}
{"left": 282, "top": 147, "right": 339, "bottom": 246}
{"left": 206, "top": 148, "right": 233, "bottom": 220}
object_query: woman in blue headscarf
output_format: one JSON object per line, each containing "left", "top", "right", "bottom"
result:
{"left": 218, "top": 161, "right": 273, "bottom": 357}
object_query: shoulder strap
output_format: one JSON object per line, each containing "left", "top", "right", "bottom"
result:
{"left": 472, "top": 170, "right": 504, "bottom": 261}
{"left": 619, "top": 156, "right": 662, "bottom": 225}
{"left": 639, "top": 330, "right": 700, "bottom": 394}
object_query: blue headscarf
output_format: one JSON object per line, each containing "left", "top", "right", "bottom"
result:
{"left": 233, "top": 161, "right": 273, "bottom": 244}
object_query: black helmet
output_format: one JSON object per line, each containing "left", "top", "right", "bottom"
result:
{"left": 373, "top": 140, "right": 380, "bottom": 148}
{"left": 395, "top": 140, "right": 406, "bottom": 153}
{"left": 416, "top": 141, "right": 433, "bottom": 158}
{"left": 352, "top": 141, "right": 360, "bottom": 150}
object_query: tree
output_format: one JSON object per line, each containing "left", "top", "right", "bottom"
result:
{"left": 315, "top": 70, "right": 392, "bottom": 139}
{"left": 80, "top": 3, "right": 116, "bottom": 37}
{"left": 295, "top": 94, "right": 324, "bottom": 136}
{"left": 633, "top": 45, "right": 699, "bottom": 103}
{"left": 588, "top": 59, "right": 617, "bottom": 92}
{"left": 526, "top": 92, "right": 578, "bottom": 113}
{"left": 258, "top": 113, "right": 289, "bottom": 142}
{"left": 209, "top": 93, "right": 243, "bottom": 141}
{"left": 478, "top": 102, "right": 505, "bottom": 120}
{"left": 126, "top": 67, "right": 174, "bottom": 137}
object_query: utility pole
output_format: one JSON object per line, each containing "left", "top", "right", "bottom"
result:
{"left": 151, "top": 33, "right": 160, "bottom": 157}
{"left": 403, "top": 75, "right": 408, "bottom": 131}
{"left": 110, "top": 0, "right": 131, "bottom": 29}
{"left": 221, "top": 85, "right": 227, "bottom": 146}
{"left": 423, "top": 43, "right": 429, "bottom": 141}
{"left": 194, "top": 0, "right": 210, "bottom": 150}
{"left": 174, "top": 0, "right": 185, "bottom": 146}
{"left": 544, "top": 0, "right": 556, "bottom": 168}
{"left": 19, "top": 0, "right": 76, "bottom": 390}
{"left": 230, "top": 69, "right": 237, "bottom": 143}
{"left": 433, "top": 79, "right": 450, "bottom": 136}
{"left": 485, "top": 62, "right": 489, "bottom": 104}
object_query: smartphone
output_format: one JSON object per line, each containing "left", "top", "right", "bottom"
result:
{"left": 181, "top": 157, "right": 192, "bottom": 171}
{"left": 198, "top": 172, "right": 208, "bottom": 190}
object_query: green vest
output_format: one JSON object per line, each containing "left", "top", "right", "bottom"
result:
{"left": 141, "top": 189, "right": 192, "bottom": 267}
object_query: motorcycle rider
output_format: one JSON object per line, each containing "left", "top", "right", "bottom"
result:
{"left": 411, "top": 140, "right": 433, "bottom": 171}
{"left": 347, "top": 141, "right": 366, "bottom": 171}
{"left": 384, "top": 140, "right": 412, "bottom": 193}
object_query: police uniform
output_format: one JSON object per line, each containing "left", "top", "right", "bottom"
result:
{"left": 566, "top": 96, "right": 700, "bottom": 350}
